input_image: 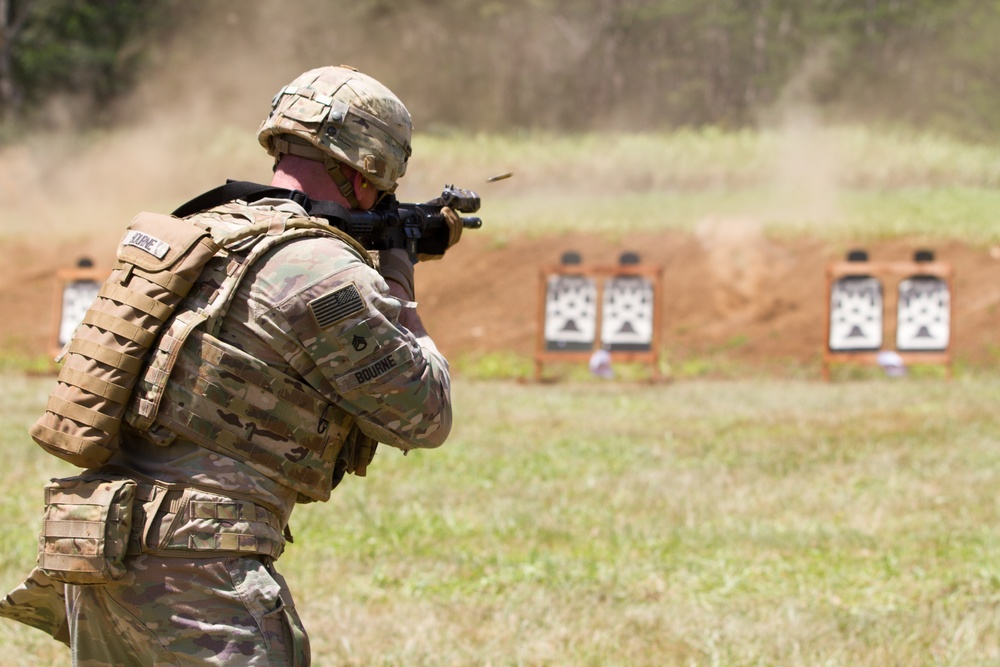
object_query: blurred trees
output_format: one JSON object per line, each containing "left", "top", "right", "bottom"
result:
{"left": 0, "top": 0, "right": 165, "bottom": 125}
{"left": 344, "top": 0, "right": 1000, "bottom": 139}
{"left": 3, "top": 0, "right": 1000, "bottom": 140}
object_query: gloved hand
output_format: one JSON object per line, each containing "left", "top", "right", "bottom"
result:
{"left": 377, "top": 248, "right": 415, "bottom": 300}
{"left": 416, "top": 206, "right": 463, "bottom": 262}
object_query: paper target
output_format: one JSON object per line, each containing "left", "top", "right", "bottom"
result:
{"left": 543, "top": 274, "right": 597, "bottom": 351}
{"left": 58, "top": 279, "right": 101, "bottom": 347}
{"left": 896, "top": 277, "right": 950, "bottom": 351}
{"left": 601, "top": 275, "right": 654, "bottom": 351}
{"left": 829, "top": 276, "right": 883, "bottom": 351}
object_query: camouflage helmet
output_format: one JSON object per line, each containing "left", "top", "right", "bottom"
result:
{"left": 258, "top": 65, "right": 412, "bottom": 193}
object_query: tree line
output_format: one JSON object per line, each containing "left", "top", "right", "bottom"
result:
{"left": 3, "top": 0, "right": 1000, "bottom": 141}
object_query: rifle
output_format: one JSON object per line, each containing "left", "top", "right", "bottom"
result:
{"left": 341, "top": 185, "right": 482, "bottom": 259}
{"left": 171, "top": 180, "right": 483, "bottom": 260}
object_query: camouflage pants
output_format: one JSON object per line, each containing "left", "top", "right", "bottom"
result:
{"left": 0, "top": 567, "right": 70, "bottom": 644}
{"left": 66, "top": 553, "right": 309, "bottom": 666}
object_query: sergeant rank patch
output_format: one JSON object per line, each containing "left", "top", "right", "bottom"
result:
{"left": 339, "top": 320, "right": 378, "bottom": 363}
{"left": 310, "top": 283, "right": 365, "bottom": 328}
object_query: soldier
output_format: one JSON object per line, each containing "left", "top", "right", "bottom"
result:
{"left": 0, "top": 65, "right": 459, "bottom": 665}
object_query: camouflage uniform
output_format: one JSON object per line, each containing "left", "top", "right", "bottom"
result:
{"left": 2, "top": 204, "right": 450, "bottom": 664}
{"left": 74, "top": 198, "right": 446, "bottom": 664}
{"left": 2, "top": 65, "right": 448, "bottom": 665}
{"left": 67, "top": 553, "right": 306, "bottom": 666}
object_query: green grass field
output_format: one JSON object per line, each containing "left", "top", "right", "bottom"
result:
{"left": 3, "top": 372, "right": 1000, "bottom": 665}
{"left": 2, "top": 126, "right": 999, "bottom": 663}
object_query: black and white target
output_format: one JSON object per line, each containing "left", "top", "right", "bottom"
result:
{"left": 601, "top": 275, "right": 654, "bottom": 351}
{"left": 896, "top": 277, "right": 950, "bottom": 351}
{"left": 829, "top": 276, "right": 883, "bottom": 351}
{"left": 58, "top": 279, "right": 101, "bottom": 347}
{"left": 543, "top": 274, "right": 597, "bottom": 351}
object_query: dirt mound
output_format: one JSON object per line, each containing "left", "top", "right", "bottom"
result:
{"left": 417, "top": 230, "right": 1000, "bottom": 370}
{"left": 3, "top": 229, "right": 998, "bottom": 373}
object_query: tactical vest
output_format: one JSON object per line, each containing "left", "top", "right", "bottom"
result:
{"left": 31, "top": 203, "right": 376, "bottom": 502}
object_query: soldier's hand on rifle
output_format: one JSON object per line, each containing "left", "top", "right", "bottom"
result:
{"left": 417, "top": 206, "right": 463, "bottom": 262}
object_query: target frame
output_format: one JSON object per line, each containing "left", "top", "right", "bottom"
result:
{"left": 535, "top": 262, "right": 663, "bottom": 381}
{"left": 823, "top": 258, "right": 953, "bottom": 380}
{"left": 49, "top": 265, "right": 109, "bottom": 359}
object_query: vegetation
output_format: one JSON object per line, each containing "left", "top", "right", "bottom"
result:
{"left": 5, "top": 124, "right": 1000, "bottom": 248}
{"left": 412, "top": 127, "right": 1000, "bottom": 245}
{"left": 2, "top": 5, "right": 998, "bottom": 663}
{"left": 3, "top": 372, "right": 1000, "bottom": 665}
{"left": 0, "top": 0, "right": 166, "bottom": 126}
{"left": 4, "top": 1, "right": 1000, "bottom": 139}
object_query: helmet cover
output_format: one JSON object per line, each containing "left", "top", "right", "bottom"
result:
{"left": 258, "top": 65, "right": 412, "bottom": 192}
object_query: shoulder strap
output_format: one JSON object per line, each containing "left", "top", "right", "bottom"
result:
{"left": 171, "top": 181, "right": 300, "bottom": 218}
{"left": 172, "top": 180, "right": 355, "bottom": 232}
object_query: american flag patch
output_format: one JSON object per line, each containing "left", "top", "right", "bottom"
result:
{"left": 309, "top": 283, "right": 365, "bottom": 328}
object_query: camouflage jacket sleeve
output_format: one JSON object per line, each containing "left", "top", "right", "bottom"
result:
{"left": 243, "top": 235, "right": 452, "bottom": 451}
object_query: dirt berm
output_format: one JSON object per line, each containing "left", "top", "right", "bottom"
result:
{"left": 2, "top": 229, "right": 997, "bottom": 374}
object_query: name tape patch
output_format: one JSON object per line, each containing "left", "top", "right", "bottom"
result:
{"left": 310, "top": 283, "right": 365, "bottom": 329}
{"left": 122, "top": 230, "right": 170, "bottom": 259}
{"left": 335, "top": 346, "right": 412, "bottom": 393}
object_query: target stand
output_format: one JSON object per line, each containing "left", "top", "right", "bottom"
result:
{"left": 49, "top": 259, "right": 108, "bottom": 360}
{"left": 823, "top": 250, "right": 954, "bottom": 380}
{"left": 534, "top": 252, "right": 663, "bottom": 381}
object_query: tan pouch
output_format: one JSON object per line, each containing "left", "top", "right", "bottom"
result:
{"left": 29, "top": 213, "right": 220, "bottom": 468}
{"left": 37, "top": 473, "right": 137, "bottom": 584}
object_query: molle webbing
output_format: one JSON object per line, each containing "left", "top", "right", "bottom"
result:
{"left": 30, "top": 213, "right": 220, "bottom": 468}
{"left": 127, "top": 480, "right": 285, "bottom": 558}
{"left": 149, "top": 330, "right": 353, "bottom": 502}
{"left": 38, "top": 473, "right": 135, "bottom": 583}
{"left": 125, "top": 208, "right": 373, "bottom": 501}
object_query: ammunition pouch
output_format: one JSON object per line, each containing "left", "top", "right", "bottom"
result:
{"left": 38, "top": 472, "right": 137, "bottom": 584}
{"left": 37, "top": 469, "right": 287, "bottom": 582}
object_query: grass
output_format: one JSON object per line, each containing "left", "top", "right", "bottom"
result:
{"left": 408, "top": 126, "right": 1000, "bottom": 193}
{"left": 460, "top": 187, "right": 1000, "bottom": 245}
{"left": 5, "top": 125, "right": 1000, "bottom": 244}
{"left": 403, "top": 127, "right": 1000, "bottom": 245}
{"left": 3, "top": 371, "right": 1000, "bottom": 665}
{"left": 2, "top": 124, "right": 1000, "bottom": 663}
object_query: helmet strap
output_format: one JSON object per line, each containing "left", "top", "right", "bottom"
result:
{"left": 269, "top": 135, "right": 362, "bottom": 208}
{"left": 325, "top": 157, "right": 360, "bottom": 209}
